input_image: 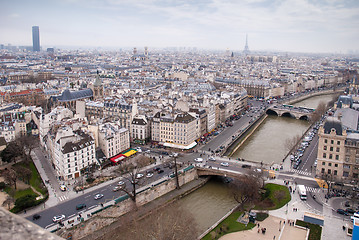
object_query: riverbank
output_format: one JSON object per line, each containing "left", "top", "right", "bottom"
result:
{"left": 61, "top": 176, "right": 210, "bottom": 240}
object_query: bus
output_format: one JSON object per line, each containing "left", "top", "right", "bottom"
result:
{"left": 298, "top": 185, "right": 307, "bottom": 200}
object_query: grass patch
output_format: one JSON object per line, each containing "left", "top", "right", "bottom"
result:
{"left": 202, "top": 211, "right": 255, "bottom": 240}
{"left": 13, "top": 161, "right": 47, "bottom": 195}
{"left": 255, "top": 212, "right": 269, "bottom": 221}
{"left": 296, "top": 220, "right": 322, "bottom": 240}
{"left": 255, "top": 183, "right": 291, "bottom": 210}
{"left": 14, "top": 188, "right": 38, "bottom": 199}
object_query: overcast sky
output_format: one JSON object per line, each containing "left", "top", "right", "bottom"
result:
{"left": 1, "top": 0, "right": 359, "bottom": 53}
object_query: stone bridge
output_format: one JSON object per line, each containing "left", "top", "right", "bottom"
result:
{"left": 197, "top": 167, "right": 245, "bottom": 179}
{"left": 266, "top": 105, "right": 315, "bottom": 120}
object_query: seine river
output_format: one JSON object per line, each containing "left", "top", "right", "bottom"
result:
{"left": 178, "top": 93, "right": 337, "bottom": 236}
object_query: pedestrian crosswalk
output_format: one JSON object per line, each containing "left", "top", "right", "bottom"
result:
{"left": 289, "top": 169, "right": 312, "bottom": 176}
{"left": 58, "top": 195, "right": 69, "bottom": 202}
{"left": 305, "top": 186, "right": 319, "bottom": 193}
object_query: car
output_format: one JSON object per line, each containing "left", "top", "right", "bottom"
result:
{"left": 337, "top": 209, "right": 348, "bottom": 215}
{"left": 113, "top": 186, "right": 121, "bottom": 192}
{"left": 194, "top": 158, "right": 203, "bottom": 162}
{"left": 146, "top": 173, "right": 154, "bottom": 178}
{"left": 94, "top": 194, "right": 104, "bottom": 200}
{"left": 346, "top": 208, "right": 355, "bottom": 214}
{"left": 157, "top": 169, "right": 164, "bottom": 174}
{"left": 136, "top": 173, "right": 144, "bottom": 179}
{"left": 209, "top": 156, "right": 216, "bottom": 161}
{"left": 60, "top": 185, "right": 67, "bottom": 191}
{"left": 76, "top": 203, "right": 86, "bottom": 210}
{"left": 118, "top": 181, "right": 125, "bottom": 186}
{"left": 32, "top": 214, "right": 41, "bottom": 220}
{"left": 242, "top": 164, "right": 251, "bottom": 168}
{"left": 153, "top": 167, "right": 161, "bottom": 172}
{"left": 52, "top": 214, "right": 65, "bottom": 222}
{"left": 221, "top": 162, "right": 229, "bottom": 167}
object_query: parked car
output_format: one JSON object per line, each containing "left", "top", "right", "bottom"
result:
{"left": 118, "top": 181, "right": 125, "bottom": 186}
{"left": 242, "top": 164, "right": 251, "bottom": 168}
{"left": 146, "top": 172, "right": 154, "bottom": 178}
{"left": 113, "top": 186, "right": 121, "bottom": 192}
{"left": 220, "top": 162, "right": 229, "bottom": 167}
{"left": 337, "top": 209, "right": 348, "bottom": 215}
{"left": 53, "top": 214, "right": 65, "bottom": 222}
{"left": 136, "top": 173, "right": 144, "bottom": 179}
{"left": 32, "top": 214, "right": 41, "bottom": 220}
{"left": 157, "top": 169, "right": 164, "bottom": 174}
{"left": 94, "top": 194, "right": 104, "bottom": 200}
{"left": 346, "top": 208, "right": 355, "bottom": 214}
{"left": 76, "top": 203, "right": 86, "bottom": 210}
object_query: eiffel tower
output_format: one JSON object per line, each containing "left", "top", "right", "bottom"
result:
{"left": 243, "top": 34, "right": 250, "bottom": 55}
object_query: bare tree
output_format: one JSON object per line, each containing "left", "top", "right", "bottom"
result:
{"left": 229, "top": 174, "right": 261, "bottom": 211}
{"left": 171, "top": 153, "right": 180, "bottom": 190}
{"left": 284, "top": 134, "right": 301, "bottom": 153}
{"left": 2, "top": 195, "right": 14, "bottom": 210}
{"left": 16, "top": 135, "right": 39, "bottom": 162}
{"left": 13, "top": 165, "right": 32, "bottom": 184}
{"left": 2, "top": 168, "right": 18, "bottom": 190}
{"left": 102, "top": 203, "right": 198, "bottom": 240}
{"left": 115, "top": 156, "right": 152, "bottom": 203}
{"left": 310, "top": 101, "right": 327, "bottom": 123}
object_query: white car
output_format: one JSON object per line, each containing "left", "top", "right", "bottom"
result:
{"left": 209, "top": 156, "right": 216, "bottom": 161}
{"left": 52, "top": 214, "right": 65, "bottom": 222}
{"left": 221, "top": 162, "right": 229, "bottom": 167}
{"left": 94, "top": 194, "right": 104, "bottom": 200}
{"left": 146, "top": 173, "right": 154, "bottom": 178}
{"left": 136, "top": 173, "right": 144, "bottom": 179}
{"left": 194, "top": 158, "right": 203, "bottom": 162}
{"left": 118, "top": 181, "right": 125, "bottom": 186}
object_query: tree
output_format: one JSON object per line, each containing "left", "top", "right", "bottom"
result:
{"left": 171, "top": 152, "right": 180, "bottom": 190}
{"left": 2, "top": 168, "right": 18, "bottom": 190}
{"left": 229, "top": 174, "right": 261, "bottom": 211}
{"left": 104, "top": 203, "right": 197, "bottom": 240}
{"left": 284, "top": 134, "right": 301, "bottom": 153}
{"left": 13, "top": 165, "right": 32, "bottom": 184}
{"left": 16, "top": 135, "right": 39, "bottom": 162}
{"left": 0, "top": 141, "right": 22, "bottom": 163}
{"left": 2, "top": 195, "right": 14, "bottom": 210}
{"left": 310, "top": 101, "right": 327, "bottom": 123}
{"left": 14, "top": 194, "right": 37, "bottom": 210}
{"left": 115, "top": 156, "right": 152, "bottom": 203}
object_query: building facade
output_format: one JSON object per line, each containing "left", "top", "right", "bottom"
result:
{"left": 98, "top": 122, "right": 130, "bottom": 158}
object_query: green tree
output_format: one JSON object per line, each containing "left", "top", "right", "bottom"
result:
{"left": 14, "top": 194, "right": 36, "bottom": 210}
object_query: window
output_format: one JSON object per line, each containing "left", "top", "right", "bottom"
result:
{"left": 324, "top": 139, "right": 328, "bottom": 144}
{"left": 322, "top": 162, "right": 325, "bottom": 165}
{"left": 335, "top": 155, "right": 339, "bottom": 160}
{"left": 328, "top": 169, "right": 331, "bottom": 174}
{"left": 330, "top": 147, "right": 333, "bottom": 151}
{"left": 321, "top": 168, "right": 325, "bottom": 173}
{"left": 334, "top": 170, "right": 338, "bottom": 176}
{"left": 329, "top": 154, "right": 333, "bottom": 159}
{"left": 343, "top": 171, "right": 349, "bottom": 177}
{"left": 328, "top": 163, "right": 332, "bottom": 166}
{"left": 324, "top": 146, "right": 327, "bottom": 151}
{"left": 336, "top": 147, "right": 340, "bottom": 152}
{"left": 331, "top": 140, "right": 334, "bottom": 144}
{"left": 335, "top": 164, "right": 338, "bottom": 167}
{"left": 337, "top": 141, "right": 340, "bottom": 145}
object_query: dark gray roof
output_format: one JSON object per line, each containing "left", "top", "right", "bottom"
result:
{"left": 323, "top": 118, "right": 343, "bottom": 135}
{"left": 58, "top": 88, "right": 93, "bottom": 102}
{"left": 132, "top": 118, "right": 146, "bottom": 125}
{"left": 337, "top": 95, "right": 353, "bottom": 108}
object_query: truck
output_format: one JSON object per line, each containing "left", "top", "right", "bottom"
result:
{"left": 298, "top": 185, "right": 307, "bottom": 200}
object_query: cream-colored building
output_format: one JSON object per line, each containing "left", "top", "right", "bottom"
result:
{"left": 131, "top": 115, "right": 150, "bottom": 144}
{"left": 316, "top": 117, "right": 347, "bottom": 180}
{"left": 98, "top": 122, "right": 130, "bottom": 158}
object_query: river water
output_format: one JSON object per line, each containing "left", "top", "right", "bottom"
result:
{"left": 178, "top": 93, "right": 338, "bottom": 237}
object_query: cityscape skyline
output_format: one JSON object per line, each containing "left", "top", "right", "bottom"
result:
{"left": 1, "top": 0, "right": 359, "bottom": 53}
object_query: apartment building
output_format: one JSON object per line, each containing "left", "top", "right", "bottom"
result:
{"left": 103, "top": 98, "right": 133, "bottom": 129}
{"left": 51, "top": 127, "right": 96, "bottom": 180}
{"left": 151, "top": 111, "right": 197, "bottom": 148}
{"left": 98, "top": 122, "right": 130, "bottom": 158}
{"left": 131, "top": 115, "right": 150, "bottom": 144}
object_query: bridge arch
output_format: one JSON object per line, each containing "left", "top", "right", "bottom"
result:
{"left": 299, "top": 115, "right": 309, "bottom": 121}
{"left": 281, "top": 112, "right": 296, "bottom": 119}
{"left": 266, "top": 109, "right": 278, "bottom": 116}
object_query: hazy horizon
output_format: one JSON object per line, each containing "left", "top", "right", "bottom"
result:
{"left": 1, "top": 0, "right": 359, "bottom": 54}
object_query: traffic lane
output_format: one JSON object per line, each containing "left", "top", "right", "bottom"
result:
{"left": 28, "top": 165, "right": 172, "bottom": 227}
{"left": 298, "top": 135, "right": 318, "bottom": 171}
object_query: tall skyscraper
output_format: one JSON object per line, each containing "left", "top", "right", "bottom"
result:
{"left": 32, "top": 26, "right": 40, "bottom": 52}
{"left": 243, "top": 34, "right": 250, "bottom": 55}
